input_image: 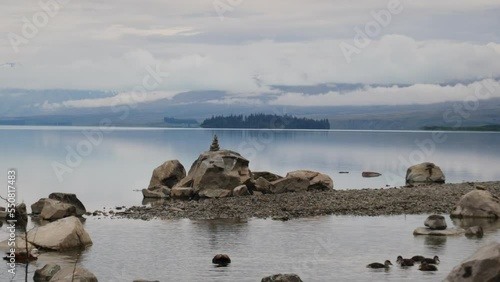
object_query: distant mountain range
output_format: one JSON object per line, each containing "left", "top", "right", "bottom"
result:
{"left": 1, "top": 85, "right": 499, "bottom": 130}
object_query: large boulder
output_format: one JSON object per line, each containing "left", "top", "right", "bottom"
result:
{"left": 286, "top": 170, "right": 334, "bottom": 191}
{"left": 255, "top": 177, "right": 273, "bottom": 194}
{"left": 261, "top": 274, "right": 303, "bottom": 282}
{"left": 27, "top": 216, "right": 92, "bottom": 251}
{"left": 174, "top": 150, "right": 252, "bottom": 196}
{"left": 40, "top": 199, "right": 78, "bottom": 221}
{"left": 406, "top": 162, "right": 445, "bottom": 184}
{"left": 48, "top": 193, "right": 86, "bottom": 216}
{"left": 49, "top": 266, "right": 98, "bottom": 282}
{"left": 148, "top": 160, "right": 186, "bottom": 188}
{"left": 252, "top": 171, "right": 283, "bottom": 182}
{"left": 171, "top": 187, "right": 194, "bottom": 199}
{"left": 451, "top": 190, "right": 500, "bottom": 218}
{"left": 444, "top": 242, "right": 500, "bottom": 282}
{"left": 31, "top": 198, "right": 49, "bottom": 215}
{"left": 424, "top": 214, "right": 447, "bottom": 230}
{"left": 233, "top": 185, "right": 250, "bottom": 197}
{"left": 270, "top": 177, "right": 309, "bottom": 194}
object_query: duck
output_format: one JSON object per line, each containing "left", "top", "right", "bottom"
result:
{"left": 421, "top": 256, "right": 440, "bottom": 264}
{"left": 367, "top": 260, "right": 392, "bottom": 269}
{"left": 419, "top": 261, "right": 438, "bottom": 271}
{"left": 3, "top": 248, "right": 39, "bottom": 263}
{"left": 411, "top": 255, "right": 424, "bottom": 262}
{"left": 212, "top": 254, "right": 231, "bottom": 267}
{"left": 396, "top": 256, "right": 414, "bottom": 266}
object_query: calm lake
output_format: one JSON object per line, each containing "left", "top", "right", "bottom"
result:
{"left": 1, "top": 126, "right": 500, "bottom": 281}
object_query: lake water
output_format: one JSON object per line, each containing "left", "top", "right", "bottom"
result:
{"left": 1, "top": 126, "right": 500, "bottom": 281}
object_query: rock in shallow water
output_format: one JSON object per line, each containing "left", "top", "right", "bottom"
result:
{"left": 413, "top": 227, "right": 465, "bottom": 236}
{"left": 148, "top": 159, "right": 186, "bottom": 189}
{"left": 261, "top": 273, "right": 303, "bottom": 282}
{"left": 424, "top": 214, "right": 447, "bottom": 230}
{"left": 27, "top": 216, "right": 92, "bottom": 251}
{"left": 444, "top": 242, "right": 500, "bottom": 282}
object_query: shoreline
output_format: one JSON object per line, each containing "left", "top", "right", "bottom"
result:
{"left": 113, "top": 181, "right": 500, "bottom": 221}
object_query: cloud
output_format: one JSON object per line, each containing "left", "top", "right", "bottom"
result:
{"left": 42, "top": 90, "right": 180, "bottom": 110}
{"left": 269, "top": 79, "right": 500, "bottom": 106}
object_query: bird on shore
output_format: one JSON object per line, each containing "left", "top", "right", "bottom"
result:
{"left": 3, "top": 248, "right": 39, "bottom": 263}
{"left": 367, "top": 260, "right": 392, "bottom": 269}
{"left": 421, "top": 256, "right": 440, "bottom": 264}
{"left": 411, "top": 255, "right": 424, "bottom": 262}
{"left": 212, "top": 254, "right": 231, "bottom": 267}
{"left": 396, "top": 256, "right": 415, "bottom": 266}
{"left": 419, "top": 261, "right": 438, "bottom": 271}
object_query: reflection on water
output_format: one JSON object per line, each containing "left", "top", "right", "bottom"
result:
{"left": 0, "top": 128, "right": 499, "bottom": 211}
{"left": 2, "top": 214, "right": 500, "bottom": 281}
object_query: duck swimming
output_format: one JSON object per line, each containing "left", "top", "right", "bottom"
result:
{"left": 411, "top": 255, "right": 424, "bottom": 262}
{"left": 396, "top": 256, "right": 414, "bottom": 266}
{"left": 3, "top": 248, "right": 39, "bottom": 263}
{"left": 419, "top": 261, "right": 438, "bottom": 271}
{"left": 212, "top": 254, "right": 231, "bottom": 267}
{"left": 367, "top": 260, "right": 392, "bottom": 269}
{"left": 422, "top": 256, "right": 440, "bottom": 264}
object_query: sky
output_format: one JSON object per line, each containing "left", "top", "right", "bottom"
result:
{"left": 1, "top": 0, "right": 500, "bottom": 108}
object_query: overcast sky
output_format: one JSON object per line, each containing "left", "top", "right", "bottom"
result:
{"left": 1, "top": 0, "right": 500, "bottom": 108}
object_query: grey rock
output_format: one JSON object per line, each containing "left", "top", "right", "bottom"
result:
{"left": 199, "top": 189, "right": 231, "bottom": 198}
{"left": 255, "top": 177, "right": 273, "bottom": 194}
{"left": 465, "top": 226, "right": 484, "bottom": 238}
{"left": 233, "top": 185, "right": 250, "bottom": 197}
{"left": 142, "top": 187, "right": 170, "bottom": 199}
{"left": 406, "top": 162, "right": 445, "bottom": 184}
{"left": 444, "top": 242, "right": 500, "bottom": 282}
{"left": 48, "top": 193, "right": 87, "bottom": 216}
{"left": 40, "top": 199, "right": 77, "bottom": 221}
{"left": 261, "top": 273, "right": 303, "bottom": 282}
{"left": 34, "top": 263, "right": 61, "bottom": 282}
{"left": 424, "top": 214, "right": 447, "bottom": 230}
{"left": 270, "top": 177, "right": 309, "bottom": 194}
{"left": 171, "top": 187, "right": 194, "bottom": 199}
{"left": 252, "top": 171, "right": 283, "bottom": 182}
{"left": 413, "top": 227, "right": 465, "bottom": 236}
{"left": 286, "top": 170, "right": 334, "bottom": 191}
{"left": 49, "top": 266, "right": 98, "bottom": 282}
{"left": 148, "top": 160, "right": 186, "bottom": 189}
{"left": 451, "top": 190, "right": 500, "bottom": 218}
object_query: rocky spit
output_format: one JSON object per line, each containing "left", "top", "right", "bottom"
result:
{"left": 108, "top": 181, "right": 500, "bottom": 221}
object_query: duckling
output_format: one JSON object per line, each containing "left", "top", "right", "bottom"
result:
{"left": 3, "top": 248, "right": 39, "bottom": 263}
{"left": 212, "top": 254, "right": 231, "bottom": 267}
{"left": 421, "top": 256, "right": 440, "bottom": 264}
{"left": 367, "top": 260, "right": 392, "bottom": 269}
{"left": 419, "top": 261, "right": 438, "bottom": 271}
{"left": 411, "top": 255, "right": 424, "bottom": 262}
{"left": 396, "top": 256, "right": 414, "bottom": 266}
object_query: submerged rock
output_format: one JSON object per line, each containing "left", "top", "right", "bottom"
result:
{"left": 465, "top": 226, "right": 484, "bottom": 238}
{"left": 451, "top": 190, "right": 500, "bottom": 218}
{"left": 406, "top": 162, "right": 445, "bottom": 184}
{"left": 49, "top": 266, "right": 98, "bottom": 282}
{"left": 34, "top": 263, "right": 61, "bottom": 282}
{"left": 261, "top": 273, "right": 303, "bottom": 282}
{"left": 413, "top": 227, "right": 465, "bottom": 236}
{"left": 362, "top": 171, "right": 382, "bottom": 178}
{"left": 444, "top": 242, "right": 500, "bottom": 282}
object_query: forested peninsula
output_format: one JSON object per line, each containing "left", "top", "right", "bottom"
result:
{"left": 200, "top": 114, "right": 330, "bottom": 129}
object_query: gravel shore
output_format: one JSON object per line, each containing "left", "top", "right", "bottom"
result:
{"left": 112, "top": 181, "right": 500, "bottom": 220}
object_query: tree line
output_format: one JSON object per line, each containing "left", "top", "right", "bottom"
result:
{"left": 200, "top": 114, "right": 330, "bottom": 129}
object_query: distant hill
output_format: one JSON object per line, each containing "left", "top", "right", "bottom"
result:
{"left": 421, "top": 124, "right": 500, "bottom": 131}
{"left": 200, "top": 114, "right": 330, "bottom": 129}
